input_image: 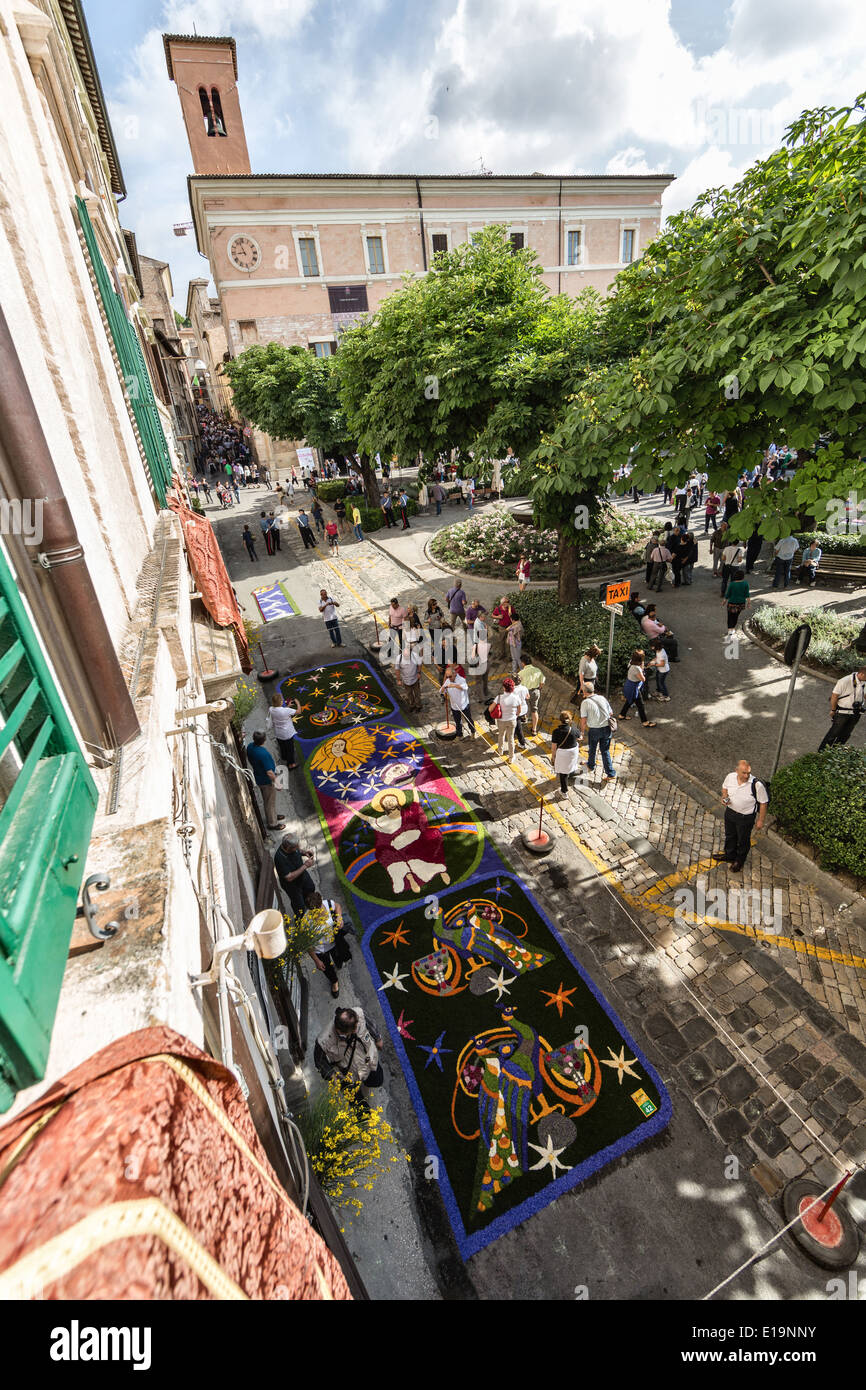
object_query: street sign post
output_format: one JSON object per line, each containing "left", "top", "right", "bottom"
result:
{"left": 772, "top": 623, "right": 812, "bottom": 777}
{"left": 600, "top": 581, "right": 630, "bottom": 697}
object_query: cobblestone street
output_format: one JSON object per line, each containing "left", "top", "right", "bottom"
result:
{"left": 217, "top": 493, "right": 866, "bottom": 1298}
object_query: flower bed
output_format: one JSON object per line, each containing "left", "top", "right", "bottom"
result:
{"left": 429, "top": 505, "right": 653, "bottom": 580}
{"left": 748, "top": 603, "right": 862, "bottom": 674}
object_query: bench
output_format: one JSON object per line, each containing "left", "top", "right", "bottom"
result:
{"left": 815, "top": 553, "right": 866, "bottom": 584}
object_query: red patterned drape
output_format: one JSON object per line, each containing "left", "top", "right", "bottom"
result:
{"left": 168, "top": 488, "right": 252, "bottom": 673}
{"left": 0, "top": 1027, "right": 351, "bottom": 1300}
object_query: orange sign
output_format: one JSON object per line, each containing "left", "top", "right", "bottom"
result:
{"left": 605, "top": 580, "right": 631, "bottom": 606}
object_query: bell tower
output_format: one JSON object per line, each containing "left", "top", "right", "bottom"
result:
{"left": 163, "top": 34, "right": 251, "bottom": 176}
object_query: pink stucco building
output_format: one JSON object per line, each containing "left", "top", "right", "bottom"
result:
{"left": 166, "top": 33, "right": 673, "bottom": 369}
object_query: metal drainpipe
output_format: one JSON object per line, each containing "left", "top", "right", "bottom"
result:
{"left": 0, "top": 304, "right": 140, "bottom": 747}
{"left": 416, "top": 178, "right": 428, "bottom": 271}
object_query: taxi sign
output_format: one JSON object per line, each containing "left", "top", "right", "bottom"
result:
{"left": 605, "top": 580, "right": 631, "bottom": 606}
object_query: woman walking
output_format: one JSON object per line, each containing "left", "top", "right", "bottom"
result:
{"left": 550, "top": 710, "right": 582, "bottom": 795}
{"left": 303, "top": 893, "right": 351, "bottom": 999}
{"left": 506, "top": 615, "right": 524, "bottom": 675}
{"left": 516, "top": 554, "right": 531, "bottom": 592}
{"left": 619, "top": 650, "right": 657, "bottom": 727}
{"left": 573, "top": 644, "right": 602, "bottom": 702}
{"left": 723, "top": 567, "right": 751, "bottom": 634}
{"left": 493, "top": 676, "right": 522, "bottom": 761}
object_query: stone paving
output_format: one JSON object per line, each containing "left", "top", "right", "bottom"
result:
{"left": 280, "top": 519, "right": 866, "bottom": 1209}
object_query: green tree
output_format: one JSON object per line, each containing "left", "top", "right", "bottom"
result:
{"left": 337, "top": 227, "right": 622, "bottom": 598}
{"left": 546, "top": 93, "right": 866, "bottom": 543}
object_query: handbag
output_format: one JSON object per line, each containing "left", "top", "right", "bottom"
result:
{"left": 490, "top": 701, "right": 503, "bottom": 719}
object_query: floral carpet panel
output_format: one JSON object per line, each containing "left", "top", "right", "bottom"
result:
{"left": 282, "top": 661, "right": 671, "bottom": 1259}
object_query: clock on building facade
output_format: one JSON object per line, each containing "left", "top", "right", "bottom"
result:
{"left": 227, "top": 234, "right": 261, "bottom": 272}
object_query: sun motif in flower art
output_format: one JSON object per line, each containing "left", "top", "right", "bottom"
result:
{"left": 309, "top": 728, "right": 377, "bottom": 775}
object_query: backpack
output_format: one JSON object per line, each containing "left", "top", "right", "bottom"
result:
{"left": 750, "top": 777, "right": 770, "bottom": 809}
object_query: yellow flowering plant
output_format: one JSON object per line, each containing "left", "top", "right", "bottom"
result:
{"left": 231, "top": 676, "right": 259, "bottom": 726}
{"left": 296, "top": 1076, "right": 406, "bottom": 1217}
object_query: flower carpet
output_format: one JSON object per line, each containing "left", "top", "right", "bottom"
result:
{"left": 284, "top": 660, "right": 671, "bottom": 1259}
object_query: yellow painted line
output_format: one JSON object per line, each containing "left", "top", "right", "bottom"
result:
{"left": 312, "top": 553, "right": 866, "bottom": 974}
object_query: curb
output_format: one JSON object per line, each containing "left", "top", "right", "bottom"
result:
{"left": 744, "top": 617, "right": 851, "bottom": 686}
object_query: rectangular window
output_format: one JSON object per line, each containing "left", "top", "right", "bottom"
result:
{"left": 298, "top": 238, "right": 319, "bottom": 277}
{"left": 327, "top": 285, "right": 369, "bottom": 314}
{"left": 0, "top": 548, "right": 97, "bottom": 1109}
{"left": 567, "top": 230, "right": 582, "bottom": 265}
{"left": 311, "top": 341, "right": 336, "bottom": 357}
{"left": 621, "top": 229, "right": 636, "bottom": 264}
{"left": 238, "top": 320, "right": 257, "bottom": 346}
{"left": 509, "top": 232, "right": 525, "bottom": 252}
{"left": 431, "top": 233, "right": 448, "bottom": 256}
{"left": 366, "top": 236, "right": 385, "bottom": 275}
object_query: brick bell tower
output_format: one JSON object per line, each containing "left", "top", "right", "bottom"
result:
{"left": 163, "top": 34, "right": 251, "bottom": 176}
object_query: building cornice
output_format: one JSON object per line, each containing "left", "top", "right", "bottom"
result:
{"left": 163, "top": 33, "right": 239, "bottom": 81}
{"left": 57, "top": 0, "right": 126, "bottom": 197}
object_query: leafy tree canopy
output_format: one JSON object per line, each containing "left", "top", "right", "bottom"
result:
{"left": 543, "top": 93, "right": 866, "bottom": 542}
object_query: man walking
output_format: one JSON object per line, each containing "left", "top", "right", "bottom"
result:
{"left": 351, "top": 504, "right": 364, "bottom": 541}
{"left": 297, "top": 509, "right": 317, "bottom": 550}
{"left": 771, "top": 534, "right": 798, "bottom": 590}
{"left": 242, "top": 525, "right": 257, "bottom": 561}
{"left": 579, "top": 681, "right": 616, "bottom": 782}
{"left": 381, "top": 490, "right": 396, "bottom": 528}
{"left": 246, "top": 730, "right": 285, "bottom": 832}
{"left": 648, "top": 538, "right": 672, "bottom": 591}
{"left": 431, "top": 481, "right": 446, "bottom": 515}
{"left": 519, "top": 655, "right": 545, "bottom": 735}
{"left": 713, "top": 759, "right": 768, "bottom": 873}
{"left": 274, "top": 834, "right": 315, "bottom": 917}
{"left": 269, "top": 511, "right": 282, "bottom": 551}
{"left": 818, "top": 666, "right": 866, "bottom": 749}
{"left": 446, "top": 578, "right": 467, "bottom": 629}
{"left": 319, "top": 589, "right": 343, "bottom": 647}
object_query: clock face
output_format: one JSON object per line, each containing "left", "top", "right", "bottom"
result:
{"left": 228, "top": 234, "right": 261, "bottom": 272}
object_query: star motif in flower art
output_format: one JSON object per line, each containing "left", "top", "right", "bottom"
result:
{"left": 417, "top": 1031, "right": 452, "bottom": 1071}
{"left": 600, "top": 1045, "right": 641, "bottom": 1085}
{"left": 380, "top": 922, "right": 409, "bottom": 947}
{"left": 396, "top": 1010, "right": 415, "bottom": 1041}
{"left": 378, "top": 962, "right": 409, "bottom": 993}
{"left": 484, "top": 968, "right": 515, "bottom": 1001}
{"left": 540, "top": 982, "right": 578, "bottom": 1018}
{"left": 528, "top": 1135, "right": 572, "bottom": 1177}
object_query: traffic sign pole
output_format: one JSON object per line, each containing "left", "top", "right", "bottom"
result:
{"left": 605, "top": 606, "right": 616, "bottom": 700}
{"left": 771, "top": 623, "right": 811, "bottom": 778}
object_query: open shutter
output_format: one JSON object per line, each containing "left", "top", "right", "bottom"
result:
{"left": 0, "top": 551, "right": 97, "bottom": 1109}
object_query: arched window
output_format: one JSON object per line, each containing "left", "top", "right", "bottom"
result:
{"left": 199, "top": 87, "right": 214, "bottom": 137}
{"left": 211, "top": 88, "right": 227, "bottom": 137}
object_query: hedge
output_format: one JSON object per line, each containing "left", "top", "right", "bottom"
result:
{"left": 316, "top": 480, "right": 348, "bottom": 502}
{"left": 510, "top": 590, "right": 643, "bottom": 688}
{"left": 797, "top": 531, "right": 866, "bottom": 556}
{"left": 749, "top": 603, "right": 862, "bottom": 673}
{"left": 771, "top": 747, "right": 866, "bottom": 878}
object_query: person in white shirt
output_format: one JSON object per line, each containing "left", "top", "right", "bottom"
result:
{"left": 267, "top": 691, "right": 301, "bottom": 769}
{"left": 720, "top": 540, "right": 746, "bottom": 596}
{"left": 513, "top": 675, "right": 529, "bottom": 750}
{"left": 493, "top": 677, "right": 522, "bottom": 760}
{"left": 772, "top": 534, "right": 799, "bottom": 590}
{"left": 818, "top": 667, "right": 866, "bottom": 749}
{"left": 713, "top": 760, "right": 768, "bottom": 871}
{"left": 649, "top": 542, "right": 672, "bottom": 591}
{"left": 398, "top": 645, "right": 424, "bottom": 712}
{"left": 318, "top": 590, "right": 342, "bottom": 646}
{"left": 439, "top": 663, "right": 475, "bottom": 739}
{"left": 550, "top": 710, "right": 582, "bottom": 793}
{"left": 649, "top": 641, "right": 671, "bottom": 700}
{"left": 572, "top": 644, "right": 601, "bottom": 702}
{"left": 579, "top": 683, "right": 616, "bottom": 781}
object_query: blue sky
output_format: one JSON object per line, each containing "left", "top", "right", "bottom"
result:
{"left": 83, "top": 0, "right": 866, "bottom": 310}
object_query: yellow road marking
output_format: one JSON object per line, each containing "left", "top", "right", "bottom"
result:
{"left": 312, "top": 553, "right": 865, "bottom": 973}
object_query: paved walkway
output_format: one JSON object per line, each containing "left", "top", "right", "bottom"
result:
{"left": 209, "top": 483, "right": 866, "bottom": 1299}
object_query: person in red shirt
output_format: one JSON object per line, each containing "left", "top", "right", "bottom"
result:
{"left": 325, "top": 518, "right": 340, "bottom": 554}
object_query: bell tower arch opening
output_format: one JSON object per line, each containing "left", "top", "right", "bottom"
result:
{"left": 164, "top": 35, "right": 251, "bottom": 175}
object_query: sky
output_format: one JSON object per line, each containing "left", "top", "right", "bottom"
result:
{"left": 83, "top": 0, "right": 866, "bottom": 311}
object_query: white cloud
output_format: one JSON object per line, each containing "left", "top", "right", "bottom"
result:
{"left": 98, "top": 0, "right": 866, "bottom": 307}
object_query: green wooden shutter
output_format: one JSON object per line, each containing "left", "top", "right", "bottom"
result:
{"left": 0, "top": 549, "right": 97, "bottom": 1110}
{"left": 75, "top": 197, "right": 173, "bottom": 507}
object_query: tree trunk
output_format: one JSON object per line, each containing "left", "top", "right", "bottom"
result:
{"left": 359, "top": 451, "right": 381, "bottom": 509}
{"left": 558, "top": 533, "right": 580, "bottom": 605}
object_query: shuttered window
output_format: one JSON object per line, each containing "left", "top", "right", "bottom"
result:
{"left": 76, "top": 197, "right": 173, "bottom": 507}
{"left": 0, "top": 548, "right": 97, "bottom": 1110}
